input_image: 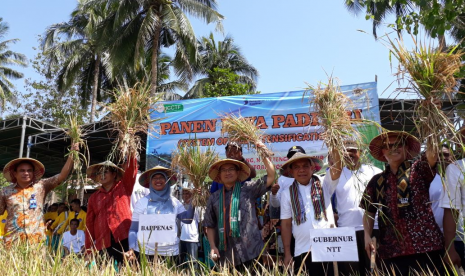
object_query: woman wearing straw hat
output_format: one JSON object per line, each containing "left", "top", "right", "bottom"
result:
{"left": 0, "top": 142, "right": 78, "bottom": 246}
{"left": 84, "top": 155, "right": 138, "bottom": 264}
{"left": 360, "top": 131, "right": 444, "bottom": 275}
{"left": 203, "top": 142, "right": 276, "bottom": 270}
{"left": 125, "top": 166, "right": 196, "bottom": 264}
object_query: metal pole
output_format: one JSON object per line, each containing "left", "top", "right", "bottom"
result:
{"left": 26, "top": 136, "right": 32, "bottom": 158}
{"left": 18, "top": 116, "right": 27, "bottom": 158}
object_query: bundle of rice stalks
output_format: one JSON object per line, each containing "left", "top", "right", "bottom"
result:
{"left": 64, "top": 115, "right": 89, "bottom": 198}
{"left": 307, "top": 77, "right": 363, "bottom": 168}
{"left": 106, "top": 82, "right": 163, "bottom": 162}
{"left": 388, "top": 36, "right": 464, "bottom": 151}
{"left": 221, "top": 113, "right": 273, "bottom": 160}
{"left": 171, "top": 142, "right": 219, "bottom": 207}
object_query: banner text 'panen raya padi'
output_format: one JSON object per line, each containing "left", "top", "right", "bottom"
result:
{"left": 147, "top": 82, "right": 381, "bottom": 173}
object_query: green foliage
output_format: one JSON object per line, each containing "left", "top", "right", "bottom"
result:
{"left": 202, "top": 68, "right": 259, "bottom": 98}
{"left": 346, "top": 0, "right": 465, "bottom": 38}
{"left": 185, "top": 33, "right": 259, "bottom": 99}
{"left": 0, "top": 17, "right": 27, "bottom": 110}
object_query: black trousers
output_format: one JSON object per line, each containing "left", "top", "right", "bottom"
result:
{"left": 100, "top": 236, "right": 129, "bottom": 265}
{"left": 339, "top": 229, "right": 379, "bottom": 276}
{"left": 382, "top": 249, "right": 445, "bottom": 276}
{"left": 294, "top": 252, "right": 334, "bottom": 276}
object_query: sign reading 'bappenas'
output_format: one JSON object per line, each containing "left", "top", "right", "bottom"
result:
{"left": 138, "top": 214, "right": 177, "bottom": 245}
{"left": 310, "top": 227, "right": 358, "bottom": 262}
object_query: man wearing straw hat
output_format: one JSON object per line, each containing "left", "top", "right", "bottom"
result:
{"left": 84, "top": 153, "right": 138, "bottom": 264}
{"left": 325, "top": 139, "right": 382, "bottom": 276}
{"left": 203, "top": 142, "right": 275, "bottom": 270}
{"left": 210, "top": 141, "right": 257, "bottom": 193}
{"left": 360, "top": 131, "right": 444, "bottom": 275}
{"left": 280, "top": 152, "right": 335, "bottom": 275}
{"left": 270, "top": 145, "right": 307, "bottom": 208}
{"left": 0, "top": 142, "right": 79, "bottom": 246}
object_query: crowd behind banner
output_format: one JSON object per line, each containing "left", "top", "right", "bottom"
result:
{"left": 2, "top": 129, "right": 465, "bottom": 276}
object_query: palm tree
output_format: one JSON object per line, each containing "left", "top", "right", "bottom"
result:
{"left": 42, "top": 1, "right": 113, "bottom": 122}
{"left": 124, "top": 50, "right": 187, "bottom": 100}
{"left": 85, "top": 0, "right": 224, "bottom": 97}
{"left": 344, "top": 1, "right": 455, "bottom": 49}
{"left": 344, "top": 0, "right": 414, "bottom": 39}
{"left": 0, "top": 18, "right": 27, "bottom": 109}
{"left": 184, "top": 33, "right": 258, "bottom": 99}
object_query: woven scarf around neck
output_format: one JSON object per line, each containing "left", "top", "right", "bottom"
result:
{"left": 289, "top": 176, "right": 327, "bottom": 226}
{"left": 218, "top": 182, "right": 241, "bottom": 251}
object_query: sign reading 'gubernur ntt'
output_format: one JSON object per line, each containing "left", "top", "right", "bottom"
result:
{"left": 310, "top": 227, "right": 358, "bottom": 262}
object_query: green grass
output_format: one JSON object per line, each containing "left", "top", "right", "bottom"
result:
{"left": 0, "top": 240, "right": 461, "bottom": 276}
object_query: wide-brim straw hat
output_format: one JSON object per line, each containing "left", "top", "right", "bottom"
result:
{"left": 280, "top": 153, "right": 323, "bottom": 177}
{"left": 208, "top": 159, "right": 251, "bottom": 183}
{"left": 86, "top": 161, "right": 125, "bottom": 182}
{"left": 3, "top": 158, "right": 45, "bottom": 183}
{"left": 369, "top": 131, "right": 421, "bottom": 162}
{"left": 139, "top": 166, "right": 177, "bottom": 188}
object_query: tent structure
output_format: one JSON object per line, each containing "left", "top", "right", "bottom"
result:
{"left": 0, "top": 116, "right": 61, "bottom": 173}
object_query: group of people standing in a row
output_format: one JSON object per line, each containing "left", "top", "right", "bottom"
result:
{"left": 1, "top": 129, "right": 465, "bottom": 276}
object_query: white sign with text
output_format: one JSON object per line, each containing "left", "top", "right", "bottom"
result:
{"left": 137, "top": 214, "right": 177, "bottom": 245}
{"left": 310, "top": 227, "right": 358, "bottom": 262}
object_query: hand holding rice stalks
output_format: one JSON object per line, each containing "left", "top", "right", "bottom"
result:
{"left": 106, "top": 82, "right": 163, "bottom": 162}
{"left": 221, "top": 113, "right": 274, "bottom": 160}
{"left": 171, "top": 143, "right": 219, "bottom": 207}
{"left": 64, "top": 115, "right": 89, "bottom": 194}
{"left": 307, "top": 77, "right": 363, "bottom": 168}
{"left": 388, "top": 36, "right": 464, "bottom": 152}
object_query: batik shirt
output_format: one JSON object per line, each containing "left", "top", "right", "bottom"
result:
{"left": 360, "top": 156, "right": 444, "bottom": 259}
{"left": 204, "top": 176, "right": 269, "bottom": 266}
{"left": 0, "top": 176, "right": 60, "bottom": 246}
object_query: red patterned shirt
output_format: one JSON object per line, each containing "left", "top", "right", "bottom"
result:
{"left": 85, "top": 158, "right": 137, "bottom": 251}
{"left": 360, "top": 156, "right": 444, "bottom": 259}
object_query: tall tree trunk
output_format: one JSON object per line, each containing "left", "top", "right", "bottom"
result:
{"left": 151, "top": 24, "right": 161, "bottom": 96}
{"left": 438, "top": 34, "right": 446, "bottom": 52}
{"left": 90, "top": 55, "right": 100, "bottom": 123}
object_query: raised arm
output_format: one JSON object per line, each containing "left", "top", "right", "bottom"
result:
{"left": 329, "top": 148, "right": 343, "bottom": 181}
{"left": 56, "top": 143, "right": 79, "bottom": 183}
{"left": 425, "top": 143, "right": 438, "bottom": 169}
{"left": 255, "top": 142, "right": 275, "bottom": 187}
{"left": 122, "top": 153, "right": 138, "bottom": 195}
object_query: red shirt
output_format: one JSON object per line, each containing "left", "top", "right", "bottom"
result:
{"left": 360, "top": 156, "right": 444, "bottom": 259}
{"left": 85, "top": 158, "right": 137, "bottom": 251}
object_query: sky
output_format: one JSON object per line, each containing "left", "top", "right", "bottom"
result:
{"left": 0, "top": 0, "right": 442, "bottom": 101}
